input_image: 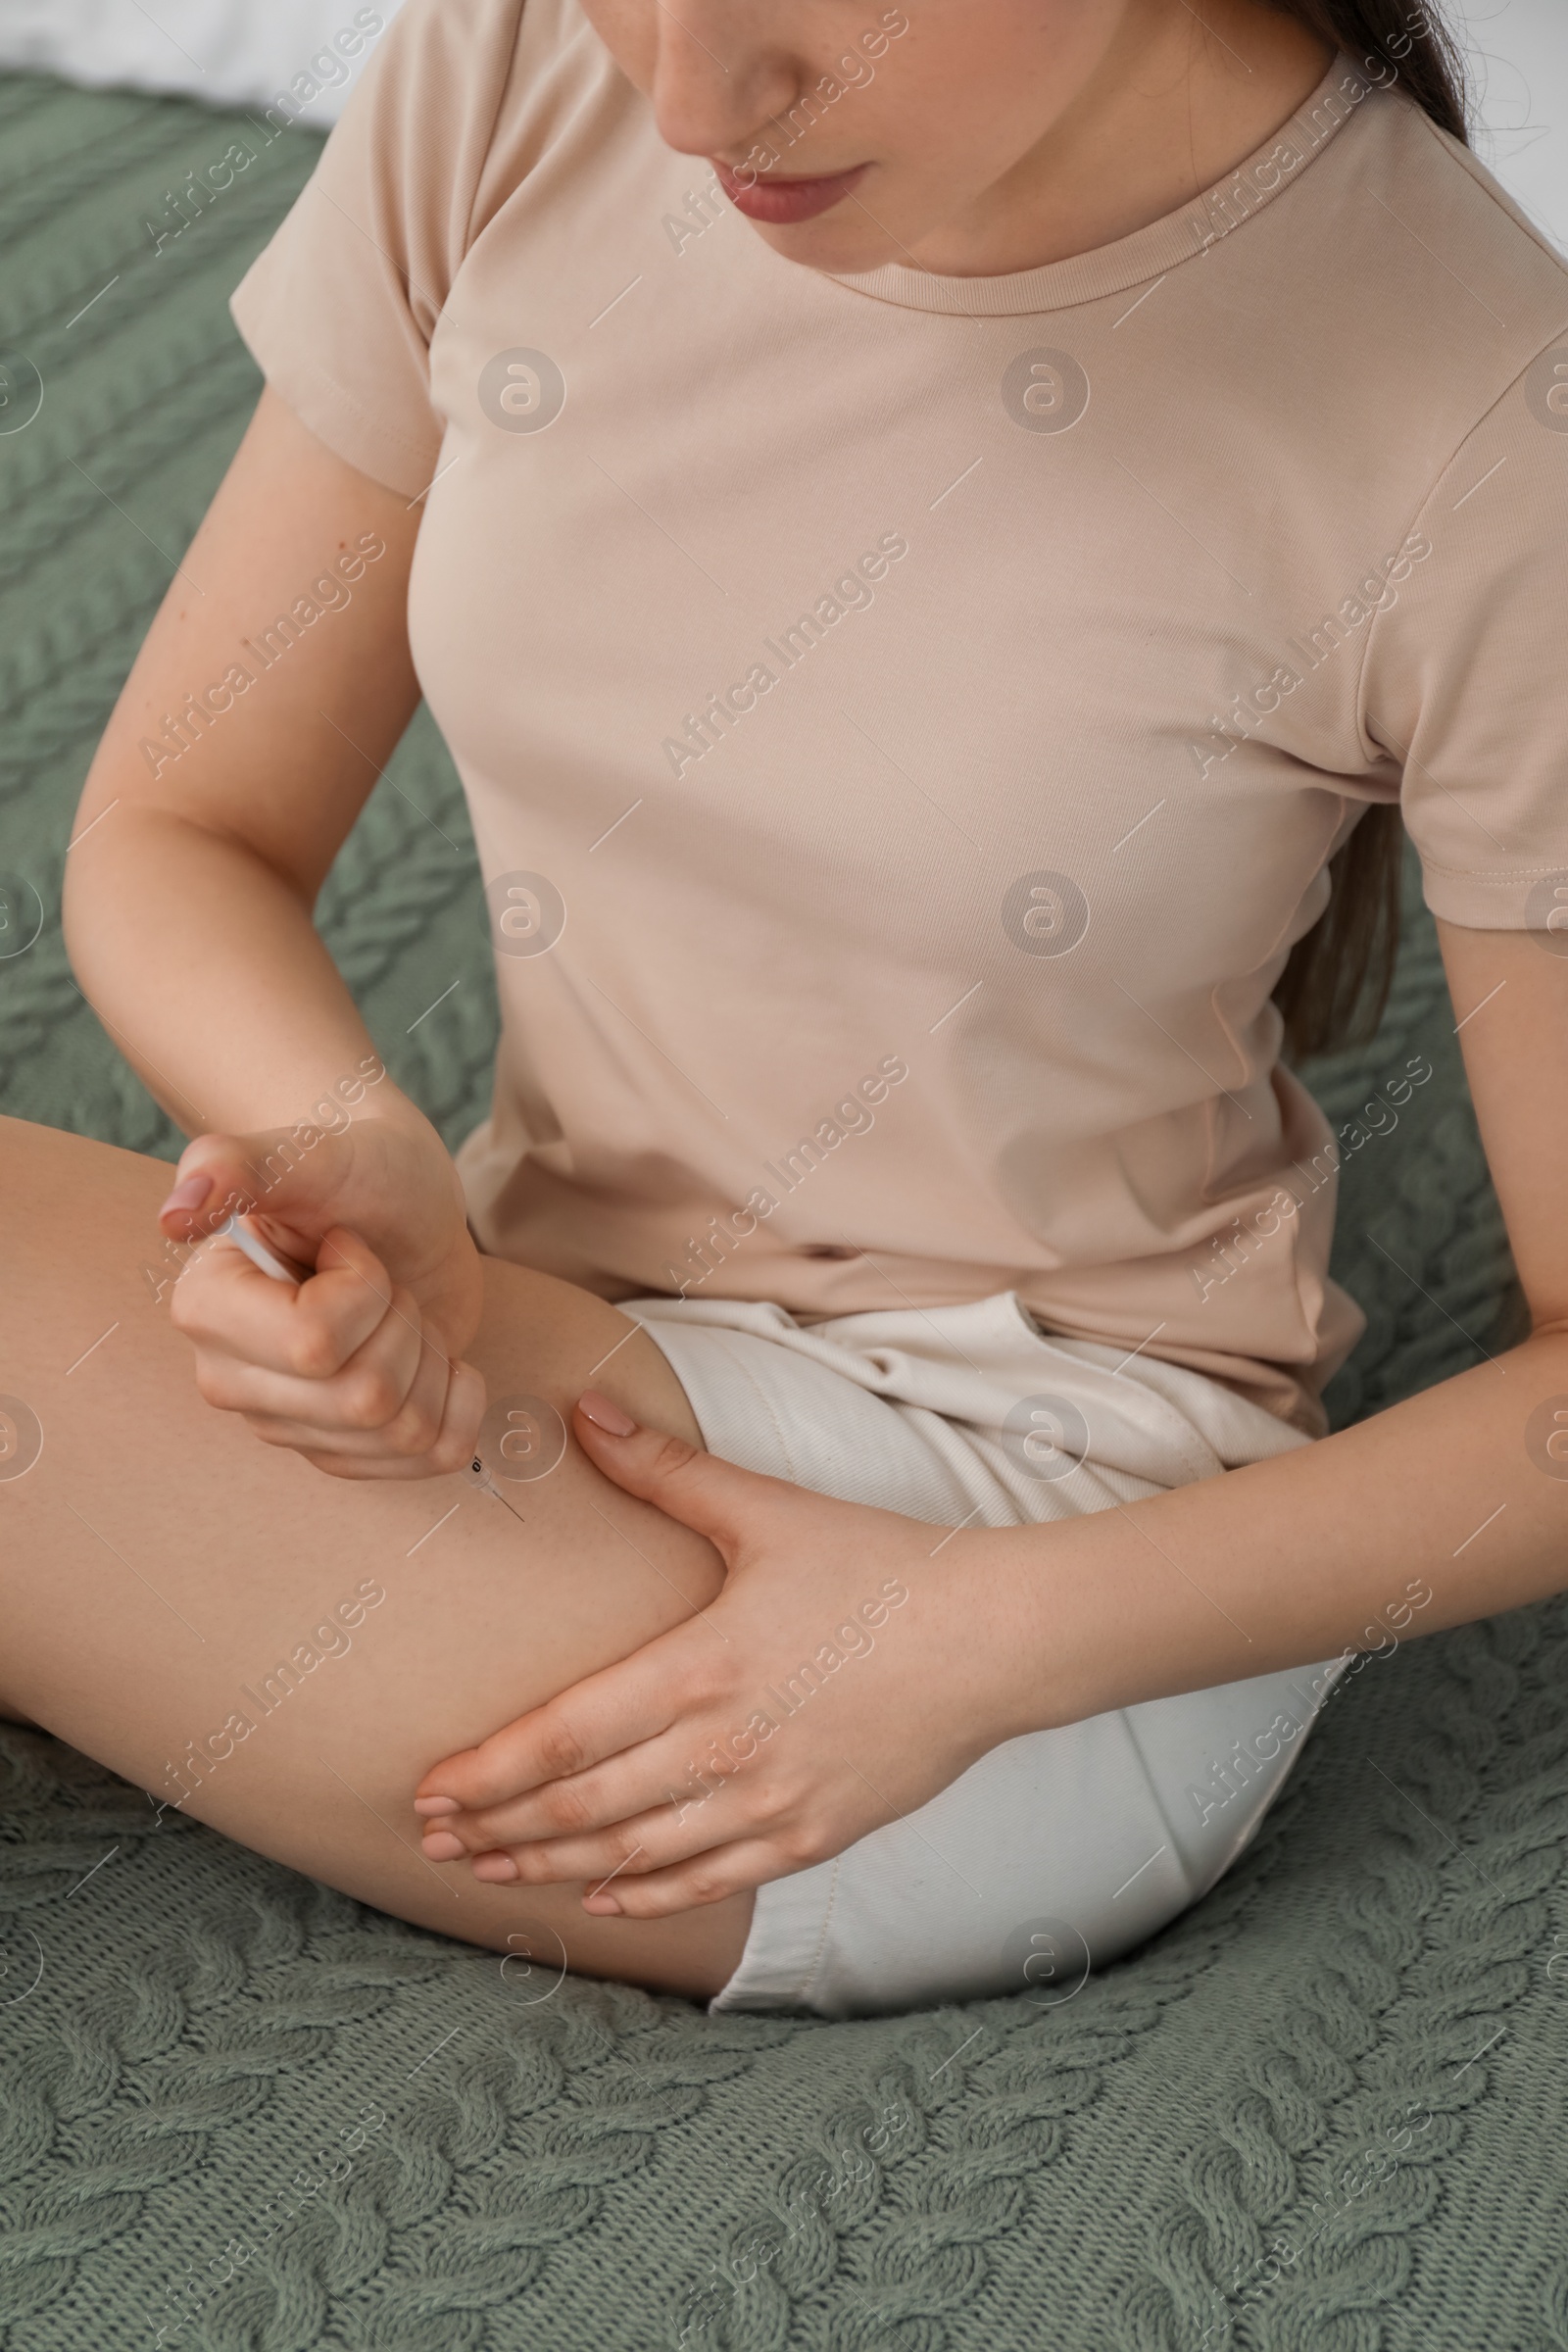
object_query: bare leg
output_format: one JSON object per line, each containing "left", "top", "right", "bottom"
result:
{"left": 0, "top": 1116, "right": 754, "bottom": 2001}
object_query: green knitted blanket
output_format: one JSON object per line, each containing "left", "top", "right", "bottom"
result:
{"left": 2, "top": 74, "right": 1565, "bottom": 2352}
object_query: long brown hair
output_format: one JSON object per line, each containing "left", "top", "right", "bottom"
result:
{"left": 1261, "top": 0, "right": 1469, "bottom": 1061}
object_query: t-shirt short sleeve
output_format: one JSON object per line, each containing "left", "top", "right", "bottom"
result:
{"left": 228, "top": 0, "right": 524, "bottom": 499}
{"left": 1364, "top": 330, "right": 1568, "bottom": 931}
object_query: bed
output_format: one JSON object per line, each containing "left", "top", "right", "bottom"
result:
{"left": 1, "top": 69, "right": 1565, "bottom": 2352}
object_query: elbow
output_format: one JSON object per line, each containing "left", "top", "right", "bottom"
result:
{"left": 60, "top": 813, "right": 106, "bottom": 981}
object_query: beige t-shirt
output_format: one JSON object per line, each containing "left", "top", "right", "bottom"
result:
{"left": 230, "top": 0, "right": 1568, "bottom": 1436}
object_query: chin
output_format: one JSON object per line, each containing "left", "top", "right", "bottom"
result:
{"left": 743, "top": 216, "right": 894, "bottom": 274}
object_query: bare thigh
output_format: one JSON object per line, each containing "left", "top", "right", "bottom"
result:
{"left": 0, "top": 1115, "right": 755, "bottom": 2002}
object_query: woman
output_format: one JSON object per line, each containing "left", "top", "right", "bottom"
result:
{"left": 5, "top": 0, "right": 1567, "bottom": 2020}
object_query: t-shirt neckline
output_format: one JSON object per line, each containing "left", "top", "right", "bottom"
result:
{"left": 815, "top": 51, "right": 1376, "bottom": 317}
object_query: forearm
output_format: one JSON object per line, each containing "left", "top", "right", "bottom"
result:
{"left": 983, "top": 1327, "right": 1568, "bottom": 1735}
{"left": 59, "top": 385, "right": 428, "bottom": 1148}
{"left": 64, "top": 808, "right": 420, "bottom": 1140}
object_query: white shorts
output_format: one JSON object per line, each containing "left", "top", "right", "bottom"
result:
{"left": 625, "top": 1291, "right": 1347, "bottom": 2021}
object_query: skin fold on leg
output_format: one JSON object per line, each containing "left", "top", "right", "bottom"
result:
{"left": 0, "top": 1115, "right": 756, "bottom": 2002}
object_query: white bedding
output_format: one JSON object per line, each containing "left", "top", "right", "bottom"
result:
{"left": 0, "top": 0, "right": 405, "bottom": 124}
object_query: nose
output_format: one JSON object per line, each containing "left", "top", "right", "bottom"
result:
{"left": 644, "top": 0, "right": 798, "bottom": 164}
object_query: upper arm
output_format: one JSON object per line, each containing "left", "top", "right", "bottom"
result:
{"left": 1439, "top": 914, "right": 1568, "bottom": 1334}
{"left": 76, "top": 0, "right": 527, "bottom": 902}
{"left": 74, "top": 384, "right": 423, "bottom": 903}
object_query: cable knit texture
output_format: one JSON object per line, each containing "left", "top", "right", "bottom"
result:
{"left": 1, "top": 74, "right": 1564, "bottom": 2352}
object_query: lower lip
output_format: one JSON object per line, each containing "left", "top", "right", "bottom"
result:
{"left": 713, "top": 160, "right": 869, "bottom": 225}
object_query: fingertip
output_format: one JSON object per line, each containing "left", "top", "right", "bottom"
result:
{"left": 158, "top": 1173, "right": 213, "bottom": 1221}
{"left": 416, "top": 1748, "right": 477, "bottom": 1803}
{"left": 160, "top": 1161, "right": 254, "bottom": 1243}
{"left": 470, "top": 1851, "right": 519, "bottom": 1884}
{"left": 576, "top": 1389, "right": 637, "bottom": 1438}
{"left": 413, "top": 1795, "right": 460, "bottom": 1818}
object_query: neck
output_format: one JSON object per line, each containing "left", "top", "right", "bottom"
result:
{"left": 906, "top": 0, "right": 1336, "bottom": 276}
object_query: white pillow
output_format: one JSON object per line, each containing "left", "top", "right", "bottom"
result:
{"left": 0, "top": 0, "right": 405, "bottom": 124}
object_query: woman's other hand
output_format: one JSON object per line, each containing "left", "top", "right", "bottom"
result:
{"left": 412, "top": 1395, "right": 1030, "bottom": 1913}
{"left": 158, "top": 1099, "right": 485, "bottom": 1479}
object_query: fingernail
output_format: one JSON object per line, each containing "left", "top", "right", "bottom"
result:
{"left": 471, "top": 1851, "right": 519, "bottom": 1883}
{"left": 582, "top": 1890, "right": 621, "bottom": 1914}
{"left": 159, "top": 1173, "right": 213, "bottom": 1218}
{"left": 578, "top": 1389, "right": 636, "bottom": 1437}
{"left": 413, "top": 1795, "right": 460, "bottom": 1818}
{"left": 421, "top": 1831, "right": 466, "bottom": 1862}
